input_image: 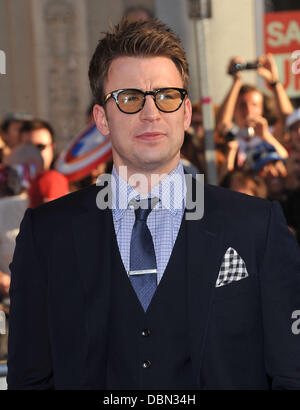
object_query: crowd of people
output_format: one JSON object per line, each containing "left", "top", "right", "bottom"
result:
{"left": 182, "top": 53, "right": 300, "bottom": 244}
{"left": 0, "top": 12, "right": 300, "bottom": 364}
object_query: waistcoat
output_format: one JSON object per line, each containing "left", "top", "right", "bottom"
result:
{"left": 105, "top": 216, "right": 197, "bottom": 389}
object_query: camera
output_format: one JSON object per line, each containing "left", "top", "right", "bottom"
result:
{"left": 225, "top": 126, "right": 255, "bottom": 142}
{"left": 230, "top": 61, "right": 261, "bottom": 75}
{"left": 237, "top": 127, "right": 255, "bottom": 139}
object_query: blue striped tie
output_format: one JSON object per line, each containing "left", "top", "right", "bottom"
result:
{"left": 129, "top": 197, "right": 158, "bottom": 311}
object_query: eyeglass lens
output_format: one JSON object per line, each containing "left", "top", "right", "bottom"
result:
{"left": 117, "top": 89, "right": 184, "bottom": 113}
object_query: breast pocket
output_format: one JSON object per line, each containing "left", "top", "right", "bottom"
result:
{"left": 210, "top": 275, "right": 261, "bottom": 341}
{"left": 213, "top": 275, "right": 259, "bottom": 302}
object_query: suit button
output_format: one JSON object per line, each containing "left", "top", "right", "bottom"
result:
{"left": 141, "top": 329, "right": 150, "bottom": 337}
{"left": 142, "top": 360, "right": 151, "bottom": 369}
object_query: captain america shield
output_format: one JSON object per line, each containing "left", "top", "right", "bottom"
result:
{"left": 55, "top": 124, "right": 112, "bottom": 182}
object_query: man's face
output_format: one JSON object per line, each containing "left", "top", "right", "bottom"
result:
{"left": 94, "top": 56, "right": 192, "bottom": 176}
{"left": 290, "top": 120, "right": 300, "bottom": 151}
{"left": 3, "top": 121, "right": 23, "bottom": 149}
{"left": 234, "top": 91, "right": 263, "bottom": 128}
{"left": 22, "top": 128, "right": 54, "bottom": 171}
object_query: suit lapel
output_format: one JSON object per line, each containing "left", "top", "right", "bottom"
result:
{"left": 185, "top": 183, "right": 225, "bottom": 386}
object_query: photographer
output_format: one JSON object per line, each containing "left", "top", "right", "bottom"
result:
{"left": 216, "top": 54, "right": 291, "bottom": 169}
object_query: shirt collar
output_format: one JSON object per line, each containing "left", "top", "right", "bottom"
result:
{"left": 112, "top": 161, "right": 186, "bottom": 221}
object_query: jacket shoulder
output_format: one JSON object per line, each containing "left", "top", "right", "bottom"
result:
{"left": 29, "top": 183, "right": 101, "bottom": 223}
{"left": 204, "top": 183, "right": 272, "bottom": 215}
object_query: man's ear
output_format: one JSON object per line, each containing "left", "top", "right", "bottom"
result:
{"left": 184, "top": 98, "right": 192, "bottom": 131}
{"left": 93, "top": 104, "right": 110, "bottom": 136}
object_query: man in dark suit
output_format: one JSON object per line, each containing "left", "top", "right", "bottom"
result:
{"left": 7, "top": 18, "right": 300, "bottom": 390}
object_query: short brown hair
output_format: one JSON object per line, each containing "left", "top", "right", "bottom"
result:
{"left": 20, "top": 119, "right": 55, "bottom": 143}
{"left": 88, "top": 18, "right": 189, "bottom": 105}
{"left": 238, "top": 84, "right": 262, "bottom": 99}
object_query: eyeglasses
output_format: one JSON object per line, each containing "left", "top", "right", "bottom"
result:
{"left": 104, "top": 88, "right": 188, "bottom": 114}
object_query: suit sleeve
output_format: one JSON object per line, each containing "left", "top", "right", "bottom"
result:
{"left": 7, "top": 208, "right": 54, "bottom": 390}
{"left": 260, "top": 201, "right": 300, "bottom": 389}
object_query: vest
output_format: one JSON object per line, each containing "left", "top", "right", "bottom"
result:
{"left": 105, "top": 216, "right": 197, "bottom": 389}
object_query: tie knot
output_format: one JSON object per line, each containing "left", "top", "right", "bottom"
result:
{"left": 130, "top": 197, "right": 159, "bottom": 221}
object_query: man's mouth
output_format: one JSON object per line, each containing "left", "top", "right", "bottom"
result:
{"left": 135, "top": 132, "right": 166, "bottom": 141}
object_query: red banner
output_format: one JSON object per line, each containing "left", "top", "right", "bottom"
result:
{"left": 264, "top": 11, "right": 300, "bottom": 97}
{"left": 265, "top": 11, "right": 300, "bottom": 54}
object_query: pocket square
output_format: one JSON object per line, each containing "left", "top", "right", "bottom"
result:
{"left": 216, "top": 247, "right": 248, "bottom": 288}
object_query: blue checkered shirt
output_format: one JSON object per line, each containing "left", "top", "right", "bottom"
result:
{"left": 111, "top": 161, "right": 186, "bottom": 284}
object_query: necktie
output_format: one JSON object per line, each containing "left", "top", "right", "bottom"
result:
{"left": 129, "top": 197, "right": 159, "bottom": 312}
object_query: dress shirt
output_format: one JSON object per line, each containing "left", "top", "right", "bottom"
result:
{"left": 111, "top": 161, "right": 186, "bottom": 284}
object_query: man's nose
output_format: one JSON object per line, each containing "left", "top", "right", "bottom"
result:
{"left": 140, "top": 95, "right": 161, "bottom": 121}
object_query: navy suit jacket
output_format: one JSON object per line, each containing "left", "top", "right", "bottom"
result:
{"left": 7, "top": 180, "right": 300, "bottom": 389}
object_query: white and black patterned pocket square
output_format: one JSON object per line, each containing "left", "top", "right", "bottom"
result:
{"left": 216, "top": 247, "right": 248, "bottom": 288}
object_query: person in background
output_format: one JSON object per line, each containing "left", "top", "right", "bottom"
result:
{"left": 0, "top": 113, "right": 32, "bottom": 161}
{"left": 0, "top": 143, "right": 42, "bottom": 362}
{"left": 190, "top": 102, "right": 228, "bottom": 182}
{"left": 180, "top": 131, "right": 204, "bottom": 177}
{"left": 217, "top": 54, "right": 293, "bottom": 140}
{"left": 245, "top": 141, "right": 288, "bottom": 203}
{"left": 216, "top": 54, "right": 292, "bottom": 168}
{"left": 220, "top": 84, "right": 288, "bottom": 167}
{"left": 220, "top": 170, "right": 267, "bottom": 198}
{"left": 190, "top": 102, "right": 221, "bottom": 144}
{"left": 0, "top": 143, "right": 43, "bottom": 300}
{"left": 190, "top": 102, "right": 204, "bottom": 142}
{"left": 20, "top": 120, "right": 69, "bottom": 207}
